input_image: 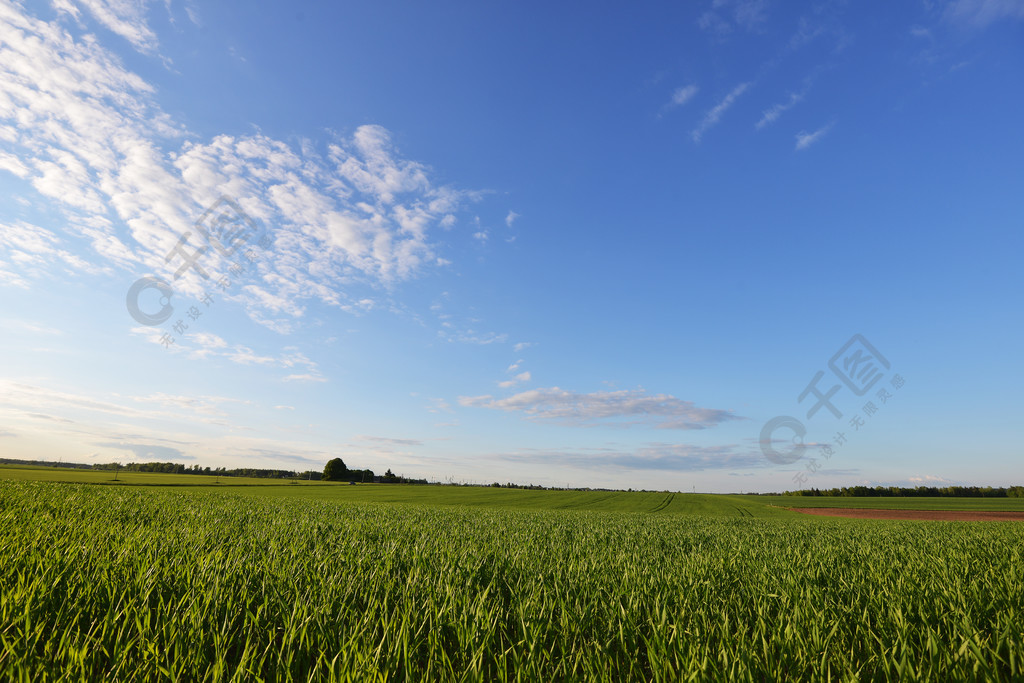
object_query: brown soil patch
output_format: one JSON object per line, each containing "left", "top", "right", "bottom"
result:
{"left": 791, "top": 508, "right": 1024, "bottom": 522}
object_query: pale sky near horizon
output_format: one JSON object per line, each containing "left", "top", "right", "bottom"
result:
{"left": 0, "top": 0, "right": 1021, "bottom": 492}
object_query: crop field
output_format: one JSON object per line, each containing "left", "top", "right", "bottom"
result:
{"left": 745, "top": 495, "right": 1024, "bottom": 512}
{"left": 2, "top": 479, "right": 1023, "bottom": 681}
{"left": 206, "top": 484, "right": 793, "bottom": 517}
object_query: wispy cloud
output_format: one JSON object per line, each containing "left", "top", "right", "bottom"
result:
{"left": 429, "top": 296, "right": 508, "bottom": 347}
{"left": 0, "top": 319, "right": 64, "bottom": 335}
{"left": 495, "top": 442, "right": 765, "bottom": 472}
{"left": 669, "top": 84, "right": 699, "bottom": 108}
{"left": 54, "top": 0, "right": 160, "bottom": 53}
{"left": 698, "top": 0, "right": 769, "bottom": 35}
{"left": 0, "top": 222, "right": 112, "bottom": 278}
{"left": 756, "top": 91, "right": 805, "bottom": 129}
{"left": 944, "top": 0, "right": 1024, "bottom": 27}
{"left": 0, "top": 379, "right": 241, "bottom": 425}
{"left": 98, "top": 441, "right": 190, "bottom": 460}
{"left": 692, "top": 82, "right": 751, "bottom": 143}
{"left": 426, "top": 397, "right": 452, "bottom": 414}
{"left": 441, "top": 330, "right": 508, "bottom": 345}
{"left": 131, "top": 393, "right": 250, "bottom": 417}
{"left": 129, "top": 329, "right": 327, "bottom": 381}
{"left": 282, "top": 374, "right": 327, "bottom": 383}
{"left": 795, "top": 123, "right": 834, "bottom": 150}
{"left": 505, "top": 210, "right": 519, "bottom": 227}
{"left": 459, "top": 387, "right": 742, "bottom": 429}
{"left": 906, "top": 474, "right": 956, "bottom": 485}
{"left": 498, "top": 371, "right": 531, "bottom": 389}
{"left": 358, "top": 435, "right": 423, "bottom": 447}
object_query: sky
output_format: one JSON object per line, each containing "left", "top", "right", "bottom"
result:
{"left": 0, "top": 0, "right": 1021, "bottom": 492}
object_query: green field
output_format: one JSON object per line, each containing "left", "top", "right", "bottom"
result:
{"left": 211, "top": 484, "right": 796, "bottom": 517}
{"left": 5, "top": 465, "right": 1021, "bottom": 513}
{"left": 2, "top": 472, "right": 1024, "bottom": 681}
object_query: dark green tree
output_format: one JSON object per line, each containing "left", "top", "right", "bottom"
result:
{"left": 323, "top": 458, "right": 348, "bottom": 481}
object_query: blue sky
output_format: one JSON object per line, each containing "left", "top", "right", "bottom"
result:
{"left": 0, "top": 0, "right": 1021, "bottom": 492}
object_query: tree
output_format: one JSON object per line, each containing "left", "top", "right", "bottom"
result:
{"left": 323, "top": 458, "right": 348, "bottom": 482}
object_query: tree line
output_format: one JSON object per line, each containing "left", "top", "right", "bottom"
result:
{"left": 92, "top": 462, "right": 322, "bottom": 479}
{"left": 322, "top": 459, "right": 426, "bottom": 484}
{"left": 782, "top": 485, "right": 1024, "bottom": 498}
{"left": 0, "top": 457, "right": 423, "bottom": 484}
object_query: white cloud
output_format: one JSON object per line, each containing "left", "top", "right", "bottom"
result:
{"left": 0, "top": 3, "right": 191, "bottom": 279}
{"left": 55, "top": 0, "right": 160, "bottom": 53}
{"left": 226, "top": 346, "right": 278, "bottom": 366}
{"left": 459, "top": 387, "right": 741, "bottom": 429}
{"left": 0, "top": 221, "right": 112, "bottom": 276}
{"left": 670, "top": 84, "right": 699, "bottom": 107}
{"left": 189, "top": 332, "right": 227, "bottom": 357}
{"left": 755, "top": 91, "right": 804, "bottom": 129}
{"left": 498, "top": 371, "right": 531, "bottom": 389}
{"left": 0, "top": 152, "right": 30, "bottom": 178}
{"left": 692, "top": 82, "right": 751, "bottom": 143}
{"left": 505, "top": 210, "right": 519, "bottom": 227}
{"left": 0, "top": 4, "right": 479, "bottom": 336}
{"left": 795, "top": 123, "right": 834, "bottom": 150}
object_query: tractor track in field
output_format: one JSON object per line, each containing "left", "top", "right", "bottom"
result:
{"left": 650, "top": 492, "right": 674, "bottom": 513}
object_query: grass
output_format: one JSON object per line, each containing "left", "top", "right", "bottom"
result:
{"left": 2, "top": 479, "right": 1023, "bottom": 681}
{"left": 214, "top": 485, "right": 796, "bottom": 517}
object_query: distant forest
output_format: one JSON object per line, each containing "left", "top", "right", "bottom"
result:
{"left": 783, "top": 485, "right": 1024, "bottom": 498}
{"left": 0, "top": 457, "right": 424, "bottom": 484}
